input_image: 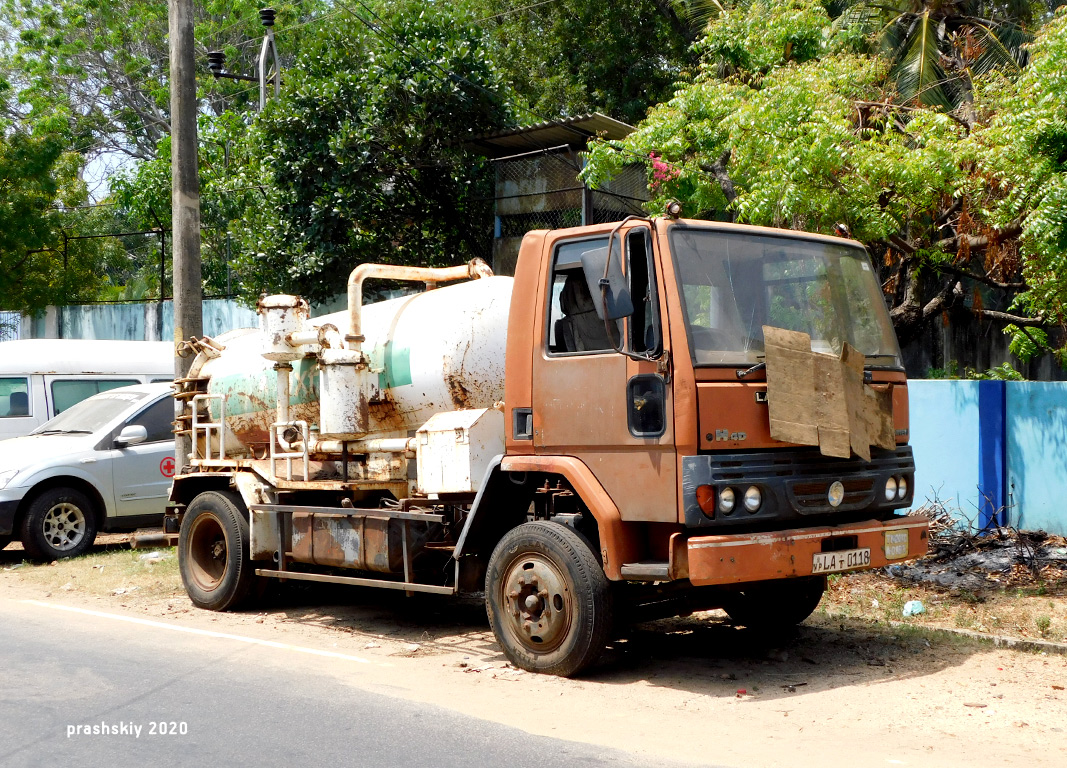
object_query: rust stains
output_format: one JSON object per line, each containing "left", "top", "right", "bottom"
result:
{"left": 447, "top": 375, "right": 473, "bottom": 409}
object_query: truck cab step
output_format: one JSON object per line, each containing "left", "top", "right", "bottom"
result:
{"left": 620, "top": 561, "right": 670, "bottom": 581}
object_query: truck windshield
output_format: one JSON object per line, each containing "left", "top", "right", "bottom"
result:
{"left": 670, "top": 227, "right": 902, "bottom": 367}
{"left": 31, "top": 390, "right": 149, "bottom": 435}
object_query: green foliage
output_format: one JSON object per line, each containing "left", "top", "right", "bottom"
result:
{"left": 192, "top": 2, "right": 516, "bottom": 305}
{"left": 461, "top": 0, "right": 698, "bottom": 125}
{"left": 0, "top": 115, "right": 109, "bottom": 313}
{"left": 0, "top": 0, "right": 326, "bottom": 161}
{"left": 584, "top": 1, "right": 1067, "bottom": 364}
{"left": 834, "top": 0, "right": 1040, "bottom": 109}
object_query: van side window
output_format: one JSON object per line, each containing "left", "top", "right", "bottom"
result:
{"left": 0, "top": 377, "right": 30, "bottom": 417}
{"left": 546, "top": 238, "right": 621, "bottom": 355}
{"left": 126, "top": 397, "right": 174, "bottom": 443}
{"left": 52, "top": 379, "right": 139, "bottom": 414}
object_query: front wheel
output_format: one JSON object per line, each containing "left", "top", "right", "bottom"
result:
{"left": 485, "top": 521, "right": 612, "bottom": 677}
{"left": 20, "top": 487, "right": 98, "bottom": 560}
{"left": 178, "top": 490, "right": 256, "bottom": 611}
{"left": 722, "top": 576, "right": 826, "bottom": 632}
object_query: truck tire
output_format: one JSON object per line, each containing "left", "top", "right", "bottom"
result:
{"left": 19, "top": 487, "right": 98, "bottom": 560}
{"left": 179, "top": 490, "right": 256, "bottom": 611}
{"left": 485, "top": 521, "right": 612, "bottom": 677}
{"left": 722, "top": 576, "right": 826, "bottom": 632}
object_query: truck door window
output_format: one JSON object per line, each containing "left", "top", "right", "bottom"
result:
{"left": 547, "top": 237, "right": 621, "bottom": 355}
{"left": 0, "top": 377, "right": 30, "bottom": 417}
{"left": 52, "top": 379, "right": 139, "bottom": 414}
{"left": 627, "top": 228, "right": 661, "bottom": 356}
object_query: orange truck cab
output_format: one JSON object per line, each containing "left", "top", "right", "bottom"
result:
{"left": 463, "top": 215, "right": 926, "bottom": 670}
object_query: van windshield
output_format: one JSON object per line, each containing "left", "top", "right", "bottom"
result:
{"left": 32, "top": 390, "right": 150, "bottom": 436}
{"left": 669, "top": 227, "right": 902, "bottom": 367}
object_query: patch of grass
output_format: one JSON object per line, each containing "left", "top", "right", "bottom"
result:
{"left": 1036, "top": 615, "right": 1052, "bottom": 636}
{"left": 8, "top": 547, "right": 182, "bottom": 599}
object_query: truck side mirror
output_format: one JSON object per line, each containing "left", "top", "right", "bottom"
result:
{"left": 580, "top": 245, "right": 634, "bottom": 321}
{"left": 115, "top": 424, "right": 148, "bottom": 447}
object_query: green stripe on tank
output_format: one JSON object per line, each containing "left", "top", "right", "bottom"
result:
{"left": 209, "top": 357, "right": 320, "bottom": 418}
{"left": 370, "top": 340, "right": 412, "bottom": 389}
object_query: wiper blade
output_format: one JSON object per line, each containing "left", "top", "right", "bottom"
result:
{"left": 736, "top": 361, "right": 766, "bottom": 380}
{"left": 34, "top": 429, "right": 92, "bottom": 435}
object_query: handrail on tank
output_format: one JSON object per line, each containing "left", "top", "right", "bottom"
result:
{"left": 346, "top": 258, "right": 494, "bottom": 353}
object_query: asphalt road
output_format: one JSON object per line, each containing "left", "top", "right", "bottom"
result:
{"left": 0, "top": 600, "right": 678, "bottom": 768}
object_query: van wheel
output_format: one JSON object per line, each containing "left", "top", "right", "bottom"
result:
{"left": 20, "top": 487, "right": 98, "bottom": 560}
{"left": 485, "top": 521, "right": 612, "bottom": 677}
{"left": 179, "top": 490, "right": 255, "bottom": 611}
{"left": 722, "top": 576, "right": 826, "bottom": 632}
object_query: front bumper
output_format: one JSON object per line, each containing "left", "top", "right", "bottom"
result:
{"left": 681, "top": 515, "right": 929, "bottom": 586}
{"left": 0, "top": 494, "right": 24, "bottom": 536}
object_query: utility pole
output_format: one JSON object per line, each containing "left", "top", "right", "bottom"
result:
{"left": 169, "top": 0, "right": 202, "bottom": 468}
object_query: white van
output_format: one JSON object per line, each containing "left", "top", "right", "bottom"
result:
{"left": 0, "top": 339, "right": 173, "bottom": 442}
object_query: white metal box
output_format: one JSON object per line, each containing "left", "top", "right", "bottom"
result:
{"left": 415, "top": 408, "right": 504, "bottom": 494}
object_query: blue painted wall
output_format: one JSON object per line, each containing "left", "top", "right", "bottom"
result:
{"left": 909, "top": 380, "right": 982, "bottom": 520}
{"left": 54, "top": 300, "right": 258, "bottom": 342}
{"left": 1005, "top": 383, "right": 1067, "bottom": 534}
{"left": 909, "top": 379, "right": 1067, "bottom": 535}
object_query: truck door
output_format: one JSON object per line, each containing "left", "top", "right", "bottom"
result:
{"left": 533, "top": 227, "right": 677, "bottom": 523}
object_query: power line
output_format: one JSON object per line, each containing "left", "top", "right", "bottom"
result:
{"left": 473, "top": 0, "right": 564, "bottom": 23}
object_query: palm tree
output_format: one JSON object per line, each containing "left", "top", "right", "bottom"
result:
{"left": 835, "top": 0, "right": 1058, "bottom": 110}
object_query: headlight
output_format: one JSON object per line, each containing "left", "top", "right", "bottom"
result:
{"left": 0, "top": 469, "right": 19, "bottom": 490}
{"left": 897, "top": 476, "right": 908, "bottom": 500}
{"left": 718, "top": 487, "right": 736, "bottom": 514}
{"left": 885, "top": 476, "right": 898, "bottom": 501}
{"left": 743, "top": 486, "right": 762, "bottom": 513}
{"left": 827, "top": 481, "right": 845, "bottom": 508}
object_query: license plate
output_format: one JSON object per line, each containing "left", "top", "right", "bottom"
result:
{"left": 812, "top": 548, "right": 871, "bottom": 574}
{"left": 884, "top": 529, "right": 910, "bottom": 560}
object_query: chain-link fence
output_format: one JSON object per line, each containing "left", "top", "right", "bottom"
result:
{"left": 0, "top": 311, "right": 20, "bottom": 341}
{"left": 478, "top": 147, "right": 649, "bottom": 275}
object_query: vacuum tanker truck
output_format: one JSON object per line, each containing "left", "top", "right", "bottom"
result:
{"left": 168, "top": 210, "right": 928, "bottom": 676}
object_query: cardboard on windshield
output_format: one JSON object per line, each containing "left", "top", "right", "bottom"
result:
{"left": 763, "top": 326, "right": 895, "bottom": 460}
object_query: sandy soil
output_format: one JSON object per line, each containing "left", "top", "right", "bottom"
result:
{"left": 2, "top": 539, "right": 1066, "bottom": 768}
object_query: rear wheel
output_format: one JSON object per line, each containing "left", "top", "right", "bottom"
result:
{"left": 179, "top": 490, "right": 256, "bottom": 611}
{"left": 722, "top": 576, "right": 826, "bottom": 632}
{"left": 20, "top": 487, "right": 98, "bottom": 560}
{"left": 485, "top": 521, "right": 612, "bottom": 677}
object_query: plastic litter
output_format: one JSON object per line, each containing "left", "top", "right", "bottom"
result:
{"left": 902, "top": 600, "right": 925, "bottom": 617}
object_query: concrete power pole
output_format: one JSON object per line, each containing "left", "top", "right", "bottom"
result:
{"left": 169, "top": 0, "right": 202, "bottom": 468}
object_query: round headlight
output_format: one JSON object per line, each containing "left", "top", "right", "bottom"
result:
{"left": 744, "top": 486, "right": 762, "bottom": 513}
{"left": 885, "top": 476, "right": 898, "bottom": 502}
{"left": 897, "top": 475, "right": 908, "bottom": 500}
{"left": 827, "top": 480, "right": 845, "bottom": 508}
{"left": 719, "top": 487, "right": 736, "bottom": 514}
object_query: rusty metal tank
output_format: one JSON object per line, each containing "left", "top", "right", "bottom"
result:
{"left": 200, "top": 276, "right": 513, "bottom": 451}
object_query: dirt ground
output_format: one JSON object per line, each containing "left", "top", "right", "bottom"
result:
{"left": 2, "top": 536, "right": 1067, "bottom": 768}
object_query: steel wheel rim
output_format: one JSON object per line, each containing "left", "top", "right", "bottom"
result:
{"left": 42, "top": 502, "right": 87, "bottom": 552}
{"left": 500, "top": 552, "right": 574, "bottom": 654}
{"left": 187, "top": 513, "right": 229, "bottom": 591}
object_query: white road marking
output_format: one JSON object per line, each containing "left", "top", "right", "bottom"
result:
{"left": 19, "top": 599, "right": 374, "bottom": 665}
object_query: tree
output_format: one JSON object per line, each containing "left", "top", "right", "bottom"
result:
{"left": 834, "top": 0, "right": 1058, "bottom": 112}
{"left": 460, "top": 0, "right": 700, "bottom": 124}
{"left": 0, "top": 0, "right": 327, "bottom": 165}
{"left": 582, "top": 0, "right": 1067, "bottom": 363}
{"left": 145, "top": 2, "right": 517, "bottom": 306}
{"left": 0, "top": 115, "right": 107, "bottom": 313}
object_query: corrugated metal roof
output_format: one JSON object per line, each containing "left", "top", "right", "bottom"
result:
{"left": 465, "top": 113, "right": 634, "bottom": 159}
